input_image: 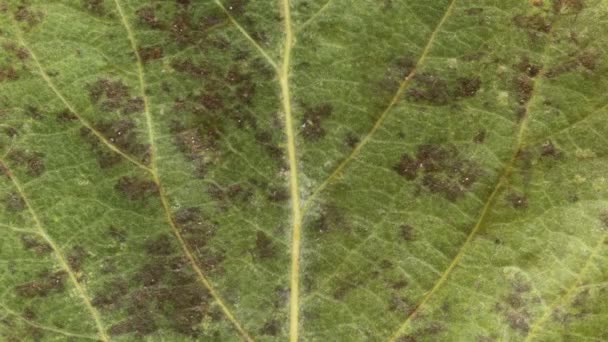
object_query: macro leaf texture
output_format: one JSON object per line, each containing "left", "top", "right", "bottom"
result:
{"left": 1, "top": 0, "right": 608, "bottom": 341}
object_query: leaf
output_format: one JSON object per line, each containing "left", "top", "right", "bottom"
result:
{"left": 0, "top": 0, "right": 607, "bottom": 341}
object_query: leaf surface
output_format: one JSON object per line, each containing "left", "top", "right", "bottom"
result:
{"left": 1, "top": 0, "right": 608, "bottom": 341}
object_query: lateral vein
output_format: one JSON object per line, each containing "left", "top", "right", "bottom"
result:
{"left": 112, "top": 1, "right": 253, "bottom": 340}
{"left": 301, "top": 0, "right": 457, "bottom": 214}
{"left": 0, "top": 160, "right": 109, "bottom": 342}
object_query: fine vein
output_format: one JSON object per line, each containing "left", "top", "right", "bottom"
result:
{"left": 0, "top": 160, "right": 109, "bottom": 342}
{"left": 112, "top": 1, "right": 253, "bottom": 340}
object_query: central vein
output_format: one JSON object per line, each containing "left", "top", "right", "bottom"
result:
{"left": 279, "top": 0, "right": 302, "bottom": 341}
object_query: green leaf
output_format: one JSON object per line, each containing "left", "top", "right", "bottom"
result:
{"left": 1, "top": 0, "right": 607, "bottom": 341}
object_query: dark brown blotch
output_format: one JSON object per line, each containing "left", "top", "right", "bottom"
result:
{"left": 14, "top": 5, "right": 43, "bottom": 27}
{"left": 267, "top": 187, "right": 289, "bottom": 202}
{"left": 393, "top": 153, "right": 420, "bottom": 180}
{"left": 15, "top": 271, "right": 67, "bottom": 298}
{"left": 115, "top": 176, "right": 158, "bottom": 200}
{"left": 20, "top": 235, "right": 52, "bottom": 254}
{"left": 2, "top": 42, "right": 29, "bottom": 60}
{"left": 136, "top": 6, "right": 164, "bottom": 29}
{"left": 82, "top": 0, "right": 105, "bottom": 15}
{"left": 0, "top": 66, "right": 18, "bottom": 82}
{"left": 122, "top": 97, "right": 145, "bottom": 115}
{"left": 514, "top": 74, "right": 534, "bottom": 105}
{"left": 7, "top": 149, "right": 45, "bottom": 177}
{"left": 473, "top": 129, "right": 486, "bottom": 143}
{"left": 171, "top": 59, "right": 210, "bottom": 77}
{"left": 312, "top": 203, "right": 347, "bottom": 234}
{"left": 515, "top": 57, "right": 541, "bottom": 77}
{"left": 553, "top": 0, "right": 585, "bottom": 14}
{"left": 92, "top": 278, "right": 128, "bottom": 308}
{"left": 406, "top": 73, "right": 450, "bottom": 105}
{"left": 540, "top": 140, "right": 560, "bottom": 158}
{"left": 394, "top": 144, "right": 481, "bottom": 201}
{"left": 4, "top": 191, "right": 25, "bottom": 212}
{"left": 254, "top": 231, "right": 275, "bottom": 259}
{"left": 400, "top": 224, "right": 414, "bottom": 241}
{"left": 454, "top": 76, "right": 481, "bottom": 98}
{"left": 88, "top": 79, "right": 131, "bottom": 111}
{"left": 512, "top": 14, "right": 551, "bottom": 33}
{"left": 67, "top": 245, "right": 87, "bottom": 272}
{"left": 507, "top": 192, "right": 528, "bottom": 209}
{"left": 55, "top": 109, "right": 78, "bottom": 122}
{"left": 300, "top": 103, "right": 333, "bottom": 141}
{"left": 138, "top": 46, "right": 163, "bottom": 63}
{"left": 260, "top": 320, "right": 280, "bottom": 336}
{"left": 145, "top": 234, "right": 174, "bottom": 256}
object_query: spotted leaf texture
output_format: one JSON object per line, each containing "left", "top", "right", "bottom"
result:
{"left": 1, "top": 0, "right": 608, "bottom": 341}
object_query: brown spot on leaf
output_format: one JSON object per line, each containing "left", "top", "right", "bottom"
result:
{"left": 15, "top": 271, "right": 67, "bottom": 298}
{"left": 109, "top": 316, "right": 158, "bottom": 336}
{"left": 545, "top": 50, "right": 599, "bottom": 78}
{"left": 515, "top": 57, "right": 541, "bottom": 77}
{"left": 473, "top": 129, "right": 486, "bottom": 143}
{"left": 20, "top": 235, "right": 51, "bottom": 254}
{"left": 145, "top": 234, "right": 174, "bottom": 256}
{"left": 171, "top": 59, "right": 209, "bottom": 77}
{"left": 82, "top": 119, "right": 149, "bottom": 168}
{"left": 513, "top": 14, "right": 551, "bottom": 33}
{"left": 56, "top": 109, "right": 78, "bottom": 122}
{"left": 540, "top": 140, "right": 560, "bottom": 158}
{"left": 88, "top": 79, "right": 131, "bottom": 111}
{"left": 553, "top": 0, "right": 585, "bottom": 13}
{"left": 514, "top": 74, "right": 534, "bottom": 105}
{"left": 454, "top": 76, "right": 481, "bottom": 98}
{"left": 507, "top": 192, "right": 528, "bottom": 209}
{"left": 122, "top": 97, "right": 145, "bottom": 115}
{"left": 394, "top": 144, "right": 481, "bottom": 201}
{"left": 267, "top": 187, "right": 289, "bottom": 202}
{"left": 82, "top": 0, "right": 105, "bottom": 15}
{"left": 260, "top": 320, "right": 280, "bottom": 336}
{"left": 254, "top": 231, "right": 275, "bottom": 258}
{"left": 406, "top": 73, "right": 450, "bottom": 105}
{"left": 300, "top": 103, "right": 333, "bottom": 141}
{"left": 4, "top": 191, "right": 25, "bottom": 212}
{"left": 115, "top": 176, "right": 158, "bottom": 200}
{"left": 393, "top": 153, "right": 419, "bottom": 180}
{"left": 136, "top": 6, "right": 163, "bottom": 29}
{"left": 7, "top": 149, "right": 45, "bottom": 177}
{"left": 400, "top": 224, "right": 414, "bottom": 241}
{"left": 67, "top": 246, "right": 87, "bottom": 272}
{"left": 0, "top": 66, "right": 18, "bottom": 82}
{"left": 14, "top": 5, "right": 43, "bottom": 27}
{"left": 92, "top": 278, "right": 128, "bottom": 308}
{"left": 138, "top": 46, "right": 163, "bottom": 63}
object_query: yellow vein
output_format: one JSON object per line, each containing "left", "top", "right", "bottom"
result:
{"left": 524, "top": 234, "right": 607, "bottom": 342}
{"left": 277, "top": 0, "right": 302, "bottom": 341}
{"left": 9, "top": 27, "right": 151, "bottom": 173}
{"left": 301, "top": 0, "right": 456, "bottom": 215}
{"left": 0, "top": 303, "right": 99, "bottom": 340}
{"left": 214, "top": 0, "right": 278, "bottom": 71}
{"left": 111, "top": 1, "right": 253, "bottom": 340}
{"left": 387, "top": 16, "right": 558, "bottom": 341}
{"left": 0, "top": 160, "right": 109, "bottom": 342}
